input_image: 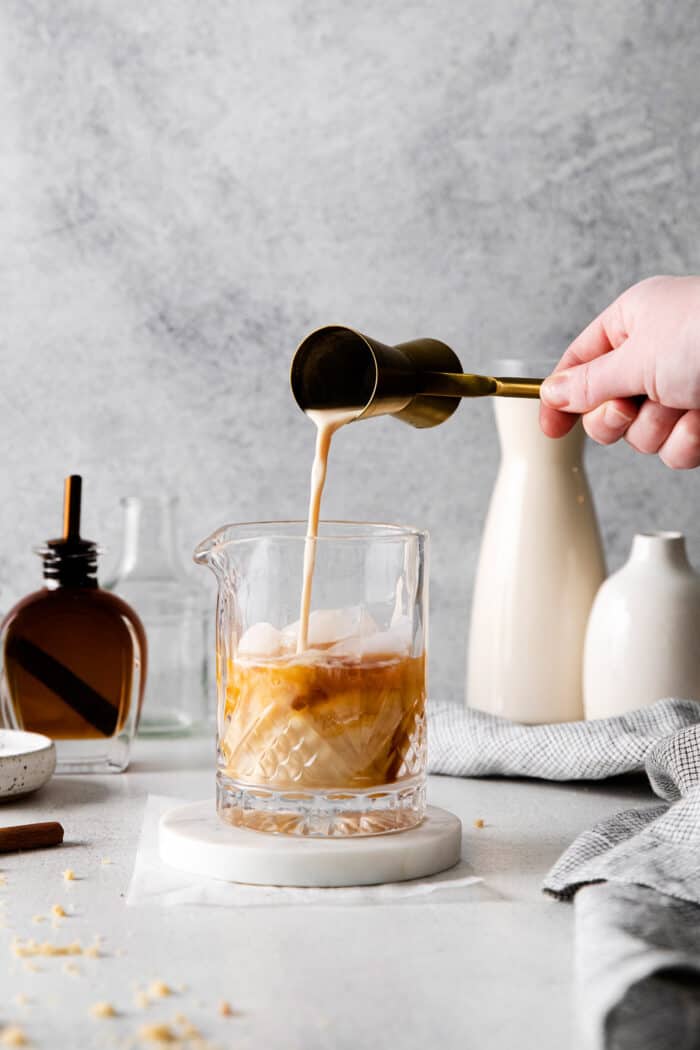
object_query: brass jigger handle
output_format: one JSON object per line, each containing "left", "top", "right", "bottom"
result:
{"left": 421, "top": 372, "right": 543, "bottom": 399}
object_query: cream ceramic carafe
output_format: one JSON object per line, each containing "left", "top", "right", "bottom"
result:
{"left": 467, "top": 399, "right": 606, "bottom": 723}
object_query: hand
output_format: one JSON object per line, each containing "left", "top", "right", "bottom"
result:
{"left": 539, "top": 275, "right": 700, "bottom": 469}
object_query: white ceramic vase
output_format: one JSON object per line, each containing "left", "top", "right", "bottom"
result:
{"left": 584, "top": 531, "right": 700, "bottom": 719}
{"left": 467, "top": 398, "right": 606, "bottom": 724}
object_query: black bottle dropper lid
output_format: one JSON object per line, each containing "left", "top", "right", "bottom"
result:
{"left": 39, "top": 475, "right": 99, "bottom": 586}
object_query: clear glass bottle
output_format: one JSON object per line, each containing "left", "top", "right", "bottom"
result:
{"left": 0, "top": 476, "right": 146, "bottom": 773}
{"left": 105, "top": 495, "right": 210, "bottom": 736}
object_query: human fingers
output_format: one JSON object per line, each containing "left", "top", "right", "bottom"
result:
{"left": 658, "top": 410, "right": 700, "bottom": 469}
{"left": 540, "top": 338, "right": 644, "bottom": 414}
{"left": 539, "top": 400, "right": 579, "bottom": 438}
{"left": 554, "top": 295, "right": 628, "bottom": 372}
{"left": 624, "top": 402, "right": 685, "bottom": 454}
{"left": 581, "top": 399, "right": 639, "bottom": 445}
{"left": 540, "top": 296, "right": 628, "bottom": 437}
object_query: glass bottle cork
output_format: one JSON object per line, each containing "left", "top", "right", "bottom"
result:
{"left": 0, "top": 476, "right": 147, "bottom": 773}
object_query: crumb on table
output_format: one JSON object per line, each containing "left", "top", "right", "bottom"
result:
{"left": 134, "top": 990, "right": 150, "bottom": 1009}
{"left": 148, "top": 980, "right": 172, "bottom": 999}
{"left": 84, "top": 944, "right": 100, "bottom": 959}
{"left": 100, "top": 858, "right": 112, "bottom": 865}
{"left": 62, "top": 870, "right": 76, "bottom": 882}
{"left": 137, "top": 1022, "right": 177, "bottom": 1044}
{"left": 218, "top": 1001, "right": 234, "bottom": 1017}
{"left": 12, "top": 937, "right": 82, "bottom": 958}
{"left": 175, "top": 1017, "right": 200, "bottom": 1039}
{"left": 89, "top": 1002, "right": 116, "bottom": 1019}
{"left": 473, "top": 818, "right": 485, "bottom": 829}
{"left": 0, "top": 1026, "right": 28, "bottom": 1047}
{"left": 51, "top": 905, "right": 67, "bottom": 919}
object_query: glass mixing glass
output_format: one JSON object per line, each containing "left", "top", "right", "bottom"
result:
{"left": 194, "top": 521, "right": 428, "bottom": 837}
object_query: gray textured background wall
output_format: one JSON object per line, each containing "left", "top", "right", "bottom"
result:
{"left": 1, "top": 0, "right": 698, "bottom": 700}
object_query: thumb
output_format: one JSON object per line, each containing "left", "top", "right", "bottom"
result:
{"left": 540, "top": 340, "right": 643, "bottom": 412}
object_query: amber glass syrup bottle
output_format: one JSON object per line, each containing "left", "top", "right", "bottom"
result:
{"left": 0, "top": 476, "right": 147, "bottom": 773}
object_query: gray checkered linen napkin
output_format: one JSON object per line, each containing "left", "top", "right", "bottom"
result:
{"left": 427, "top": 697, "right": 700, "bottom": 779}
{"left": 543, "top": 724, "right": 700, "bottom": 1050}
{"left": 427, "top": 702, "right": 700, "bottom": 1048}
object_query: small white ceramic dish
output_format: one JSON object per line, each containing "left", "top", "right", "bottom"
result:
{"left": 0, "top": 729, "right": 56, "bottom": 800}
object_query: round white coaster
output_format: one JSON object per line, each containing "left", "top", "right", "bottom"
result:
{"left": 159, "top": 801, "right": 462, "bottom": 888}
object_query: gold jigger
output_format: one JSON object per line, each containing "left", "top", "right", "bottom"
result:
{"left": 291, "top": 325, "right": 543, "bottom": 429}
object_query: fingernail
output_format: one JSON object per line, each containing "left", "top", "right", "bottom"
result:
{"left": 603, "top": 402, "right": 634, "bottom": 428}
{"left": 541, "top": 373, "right": 570, "bottom": 408}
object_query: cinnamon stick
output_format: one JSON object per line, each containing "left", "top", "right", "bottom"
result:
{"left": 0, "top": 822, "right": 64, "bottom": 853}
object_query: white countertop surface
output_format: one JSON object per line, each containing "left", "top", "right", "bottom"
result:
{"left": 0, "top": 736, "right": 658, "bottom": 1050}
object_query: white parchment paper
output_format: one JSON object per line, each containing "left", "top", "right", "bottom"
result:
{"left": 126, "top": 795, "right": 495, "bottom": 908}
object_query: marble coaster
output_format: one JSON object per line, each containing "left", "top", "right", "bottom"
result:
{"left": 159, "top": 801, "right": 462, "bottom": 888}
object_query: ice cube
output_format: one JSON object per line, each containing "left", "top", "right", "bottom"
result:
{"left": 355, "top": 608, "right": 380, "bottom": 637}
{"left": 387, "top": 614, "right": 414, "bottom": 649}
{"left": 362, "top": 628, "right": 412, "bottom": 657}
{"left": 328, "top": 621, "right": 413, "bottom": 660}
{"left": 238, "top": 621, "right": 283, "bottom": 658}
{"left": 326, "top": 637, "right": 367, "bottom": 660}
{"left": 281, "top": 619, "right": 300, "bottom": 644}
{"left": 282, "top": 607, "right": 378, "bottom": 648}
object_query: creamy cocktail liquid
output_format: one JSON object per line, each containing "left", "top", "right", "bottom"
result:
{"left": 214, "top": 407, "right": 427, "bottom": 833}
{"left": 297, "top": 407, "right": 359, "bottom": 652}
